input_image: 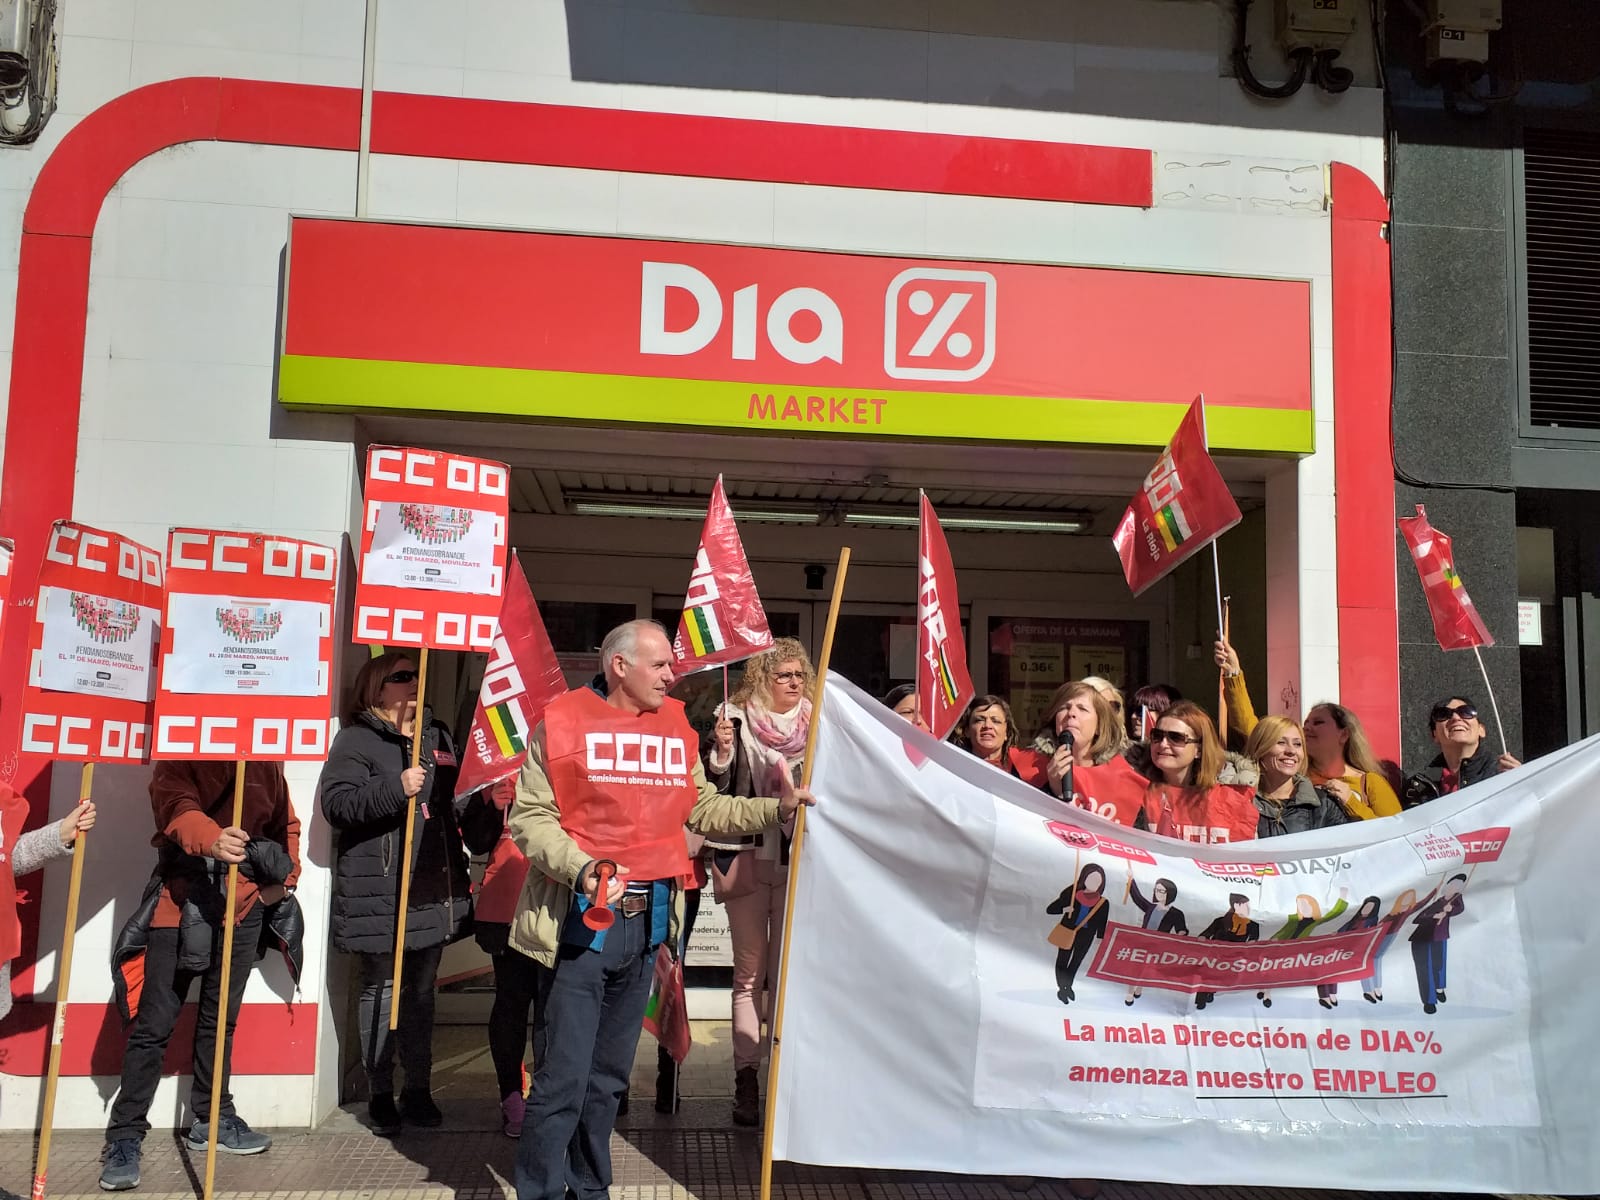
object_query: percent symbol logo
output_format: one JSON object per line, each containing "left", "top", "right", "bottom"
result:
{"left": 884, "top": 268, "right": 997, "bottom": 382}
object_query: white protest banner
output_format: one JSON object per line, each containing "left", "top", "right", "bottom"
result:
{"left": 773, "top": 674, "right": 1600, "bottom": 1194}
{"left": 21, "top": 521, "right": 164, "bottom": 762}
{"left": 354, "top": 445, "right": 510, "bottom": 651}
{"left": 152, "top": 528, "right": 338, "bottom": 761}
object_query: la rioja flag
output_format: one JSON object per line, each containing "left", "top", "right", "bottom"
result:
{"left": 1398, "top": 505, "right": 1494, "bottom": 651}
{"left": 1112, "top": 396, "right": 1242, "bottom": 596}
{"left": 456, "top": 551, "right": 567, "bottom": 797}
{"left": 918, "top": 495, "right": 975, "bottom": 741}
{"left": 672, "top": 477, "right": 773, "bottom": 673}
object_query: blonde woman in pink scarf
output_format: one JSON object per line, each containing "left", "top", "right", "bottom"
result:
{"left": 704, "top": 638, "right": 813, "bottom": 1128}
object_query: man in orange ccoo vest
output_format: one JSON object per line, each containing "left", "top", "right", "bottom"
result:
{"left": 508, "top": 619, "right": 815, "bottom": 1200}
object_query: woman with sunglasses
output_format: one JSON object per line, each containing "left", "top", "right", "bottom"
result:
{"left": 1403, "top": 696, "right": 1521, "bottom": 807}
{"left": 1213, "top": 637, "right": 1400, "bottom": 821}
{"left": 320, "top": 651, "right": 472, "bottom": 1136}
{"left": 1134, "top": 702, "right": 1260, "bottom": 845}
{"left": 704, "top": 638, "right": 814, "bottom": 1128}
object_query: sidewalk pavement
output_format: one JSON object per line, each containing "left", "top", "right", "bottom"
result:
{"left": 0, "top": 1021, "right": 1547, "bottom": 1200}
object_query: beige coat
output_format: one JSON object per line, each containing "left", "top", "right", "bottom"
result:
{"left": 507, "top": 722, "right": 782, "bottom": 966}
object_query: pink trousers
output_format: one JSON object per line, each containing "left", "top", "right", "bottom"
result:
{"left": 724, "top": 853, "right": 787, "bottom": 1071}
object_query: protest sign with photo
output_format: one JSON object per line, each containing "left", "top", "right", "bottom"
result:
{"left": 354, "top": 445, "right": 510, "bottom": 651}
{"left": 152, "top": 528, "right": 338, "bottom": 761}
{"left": 20, "top": 521, "right": 164, "bottom": 762}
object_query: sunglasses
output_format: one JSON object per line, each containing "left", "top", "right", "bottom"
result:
{"left": 384, "top": 669, "right": 419, "bottom": 686}
{"left": 1431, "top": 703, "right": 1477, "bottom": 725}
{"left": 1150, "top": 728, "right": 1199, "bottom": 747}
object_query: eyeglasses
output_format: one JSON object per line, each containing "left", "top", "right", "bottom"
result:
{"left": 1430, "top": 703, "right": 1477, "bottom": 725}
{"left": 773, "top": 671, "right": 806, "bottom": 683}
{"left": 383, "top": 669, "right": 419, "bottom": 686}
{"left": 1150, "top": 728, "right": 1199, "bottom": 747}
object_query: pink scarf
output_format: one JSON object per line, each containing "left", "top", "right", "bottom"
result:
{"left": 744, "top": 696, "right": 811, "bottom": 760}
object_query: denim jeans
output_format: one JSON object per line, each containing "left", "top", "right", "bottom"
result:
{"left": 1412, "top": 939, "right": 1448, "bottom": 1006}
{"left": 106, "top": 902, "right": 265, "bottom": 1142}
{"left": 354, "top": 945, "right": 443, "bottom": 1095}
{"left": 514, "top": 909, "right": 654, "bottom": 1200}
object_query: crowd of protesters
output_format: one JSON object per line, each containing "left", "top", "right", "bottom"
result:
{"left": 5, "top": 619, "right": 1519, "bottom": 1194}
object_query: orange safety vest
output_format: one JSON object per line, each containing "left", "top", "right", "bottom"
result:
{"left": 1142, "top": 781, "right": 1259, "bottom": 845}
{"left": 0, "top": 784, "right": 31, "bottom": 964}
{"left": 542, "top": 689, "right": 697, "bottom": 883}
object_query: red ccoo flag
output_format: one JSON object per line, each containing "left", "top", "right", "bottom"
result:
{"left": 1112, "top": 397, "right": 1242, "bottom": 596}
{"left": 917, "top": 495, "right": 976, "bottom": 741}
{"left": 455, "top": 551, "right": 568, "bottom": 798}
{"left": 1398, "top": 505, "right": 1494, "bottom": 651}
{"left": 673, "top": 477, "right": 774, "bottom": 673}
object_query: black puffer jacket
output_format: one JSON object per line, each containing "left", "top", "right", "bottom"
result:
{"left": 319, "top": 710, "right": 471, "bottom": 954}
{"left": 1253, "top": 776, "right": 1349, "bottom": 839}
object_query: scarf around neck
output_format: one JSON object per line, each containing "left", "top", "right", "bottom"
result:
{"left": 744, "top": 696, "right": 811, "bottom": 760}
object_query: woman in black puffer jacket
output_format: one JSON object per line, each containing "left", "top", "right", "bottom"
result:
{"left": 319, "top": 650, "right": 471, "bottom": 1136}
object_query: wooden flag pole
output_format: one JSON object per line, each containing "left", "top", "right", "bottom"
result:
{"left": 758, "top": 546, "right": 850, "bottom": 1200}
{"left": 1471, "top": 645, "right": 1509, "bottom": 757}
{"left": 390, "top": 645, "right": 430, "bottom": 1029}
{"left": 32, "top": 763, "right": 94, "bottom": 1200}
{"left": 202, "top": 764, "right": 249, "bottom": 1200}
{"left": 1217, "top": 596, "right": 1231, "bottom": 742}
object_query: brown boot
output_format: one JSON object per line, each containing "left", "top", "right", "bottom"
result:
{"left": 732, "top": 1066, "right": 761, "bottom": 1127}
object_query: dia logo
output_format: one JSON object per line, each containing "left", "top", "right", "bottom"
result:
{"left": 883, "top": 268, "right": 996, "bottom": 382}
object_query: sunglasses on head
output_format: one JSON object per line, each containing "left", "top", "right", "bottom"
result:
{"left": 1150, "top": 728, "right": 1198, "bottom": 747}
{"left": 384, "top": 669, "right": 419, "bottom": 686}
{"left": 1431, "top": 703, "right": 1477, "bottom": 725}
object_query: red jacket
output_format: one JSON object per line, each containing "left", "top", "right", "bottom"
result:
{"left": 150, "top": 761, "right": 300, "bottom": 928}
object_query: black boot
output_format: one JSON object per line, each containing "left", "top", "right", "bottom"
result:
{"left": 732, "top": 1066, "right": 760, "bottom": 1127}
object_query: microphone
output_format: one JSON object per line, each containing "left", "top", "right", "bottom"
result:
{"left": 1058, "top": 729, "right": 1075, "bottom": 803}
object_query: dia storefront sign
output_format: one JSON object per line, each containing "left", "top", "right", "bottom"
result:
{"left": 280, "top": 218, "right": 1313, "bottom": 454}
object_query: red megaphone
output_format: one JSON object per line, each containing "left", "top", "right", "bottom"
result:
{"left": 583, "top": 859, "right": 619, "bottom": 930}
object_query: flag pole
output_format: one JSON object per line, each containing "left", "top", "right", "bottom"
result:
{"left": 1471, "top": 645, "right": 1509, "bottom": 756}
{"left": 1195, "top": 395, "right": 1226, "bottom": 642}
{"left": 32, "top": 763, "right": 93, "bottom": 1200}
{"left": 202, "top": 763, "right": 249, "bottom": 1200}
{"left": 1217, "top": 596, "right": 1231, "bottom": 742}
{"left": 759, "top": 546, "right": 850, "bottom": 1200}
{"left": 390, "top": 644, "right": 430, "bottom": 1029}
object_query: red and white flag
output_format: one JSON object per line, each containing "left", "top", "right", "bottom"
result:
{"left": 1398, "top": 505, "right": 1494, "bottom": 651}
{"left": 1111, "top": 397, "right": 1242, "bottom": 596}
{"left": 917, "top": 495, "right": 975, "bottom": 741}
{"left": 456, "top": 551, "right": 567, "bottom": 798}
{"left": 672, "top": 477, "right": 773, "bottom": 673}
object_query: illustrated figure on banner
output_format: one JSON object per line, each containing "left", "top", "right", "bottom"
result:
{"left": 1122, "top": 873, "right": 1188, "bottom": 1006}
{"left": 1360, "top": 885, "right": 1438, "bottom": 1003}
{"left": 1045, "top": 863, "right": 1110, "bottom": 1005}
{"left": 1318, "top": 894, "right": 1383, "bottom": 1007}
{"left": 1258, "top": 888, "right": 1349, "bottom": 1008}
{"left": 1193, "top": 893, "right": 1260, "bottom": 1010}
{"left": 1411, "top": 873, "right": 1467, "bottom": 1014}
